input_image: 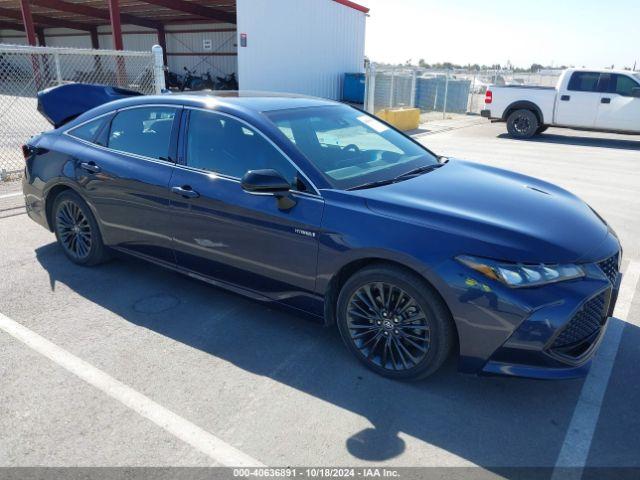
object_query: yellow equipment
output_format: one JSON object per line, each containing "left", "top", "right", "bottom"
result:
{"left": 375, "top": 107, "right": 420, "bottom": 131}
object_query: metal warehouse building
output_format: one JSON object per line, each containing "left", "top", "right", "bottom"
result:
{"left": 0, "top": 0, "right": 368, "bottom": 99}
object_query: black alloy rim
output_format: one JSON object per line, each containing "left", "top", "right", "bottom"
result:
{"left": 514, "top": 115, "right": 531, "bottom": 134}
{"left": 346, "top": 282, "right": 430, "bottom": 371}
{"left": 56, "top": 200, "right": 92, "bottom": 259}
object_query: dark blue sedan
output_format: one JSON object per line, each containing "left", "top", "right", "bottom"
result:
{"left": 22, "top": 84, "right": 622, "bottom": 380}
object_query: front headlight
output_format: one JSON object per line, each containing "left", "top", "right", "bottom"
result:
{"left": 456, "top": 255, "right": 585, "bottom": 288}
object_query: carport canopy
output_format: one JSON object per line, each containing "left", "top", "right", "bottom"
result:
{"left": 0, "top": 0, "right": 238, "bottom": 59}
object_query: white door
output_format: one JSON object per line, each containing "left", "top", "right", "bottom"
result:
{"left": 555, "top": 71, "right": 601, "bottom": 128}
{"left": 596, "top": 73, "right": 640, "bottom": 132}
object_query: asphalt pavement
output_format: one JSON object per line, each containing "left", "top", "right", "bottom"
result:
{"left": 1, "top": 122, "right": 638, "bottom": 475}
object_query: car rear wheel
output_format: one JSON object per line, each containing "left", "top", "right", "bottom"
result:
{"left": 53, "top": 191, "right": 108, "bottom": 266}
{"left": 336, "top": 265, "right": 455, "bottom": 380}
{"left": 506, "top": 109, "right": 539, "bottom": 139}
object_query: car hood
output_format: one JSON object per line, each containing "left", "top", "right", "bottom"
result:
{"left": 356, "top": 159, "right": 615, "bottom": 263}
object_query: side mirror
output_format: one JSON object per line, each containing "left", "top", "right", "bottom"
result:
{"left": 241, "top": 169, "right": 296, "bottom": 210}
{"left": 631, "top": 87, "right": 640, "bottom": 98}
{"left": 241, "top": 169, "right": 290, "bottom": 193}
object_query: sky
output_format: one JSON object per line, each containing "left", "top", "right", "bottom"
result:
{"left": 358, "top": 0, "right": 640, "bottom": 69}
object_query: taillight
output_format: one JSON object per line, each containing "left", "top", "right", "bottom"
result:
{"left": 22, "top": 144, "right": 32, "bottom": 160}
{"left": 485, "top": 90, "right": 493, "bottom": 104}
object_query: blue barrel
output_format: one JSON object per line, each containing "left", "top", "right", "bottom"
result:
{"left": 342, "top": 73, "right": 366, "bottom": 103}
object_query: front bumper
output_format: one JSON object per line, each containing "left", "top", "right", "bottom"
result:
{"left": 432, "top": 250, "right": 622, "bottom": 379}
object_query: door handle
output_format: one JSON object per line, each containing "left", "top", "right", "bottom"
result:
{"left": 79, "top": 161, "right": 101, "bottom": 173}
{"left": 560, "top": 95, "right": 571, "bottom": 101}
{"left": 601, "top": 97, "right": 611, "bottom": 104}
{"left": 171, "top": 185, "right": 200, "bottom": 199}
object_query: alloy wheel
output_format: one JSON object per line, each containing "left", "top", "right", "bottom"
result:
{"left": 514, "top": 115, "right": 531, "bottom": 134}
{"left": 56, "top": 200, "right": 92, "bottom": 260}
{"left": 346, "top": 282, "right": 431, "bottom": 371}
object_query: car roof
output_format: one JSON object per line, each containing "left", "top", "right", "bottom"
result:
{"left": 130, "top": 90, "right": 342, "bottom": 113}
{"left": 62, "top": 89, "right": 347, "bottom": 131}
{"left": 566, "top": 67, "right": 639, "bottom": 76}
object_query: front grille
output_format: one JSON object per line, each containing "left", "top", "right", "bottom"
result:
{"left": 598, "top": 252, "right": 620, "bottom": 284}
{"left": 551, "top": 292, "right": 607, "bottom": 354}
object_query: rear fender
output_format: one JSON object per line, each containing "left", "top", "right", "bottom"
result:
{"left": 502, "top": 100, "right": 544, "bottom": 124}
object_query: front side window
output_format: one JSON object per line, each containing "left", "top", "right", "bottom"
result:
{"left": 185, "top": 109, "right": 305, "bottom": 191}
{"left": 107, "top": 107, "right": 176, "bottom": 159}
{"left": 567, "top": 72, "right": 600, "bottom": 92}
{"left": 610, "top": 74, "right": 640, "bottom": 96}
{"left": 266, "top": 105, "right": 439, "bottom": 190}
{"left": 68, "top": 116, "right": 109, "bottom": 144}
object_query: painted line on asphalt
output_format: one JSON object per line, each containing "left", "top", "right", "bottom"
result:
{"left": 0, "top": 311, "right": 264, "bottom": 467}
{"left": 0, "top": 192, "right": 21, "bottom": 199}
{"left": 552, "top": 260, "right": 640, "bottom": 479}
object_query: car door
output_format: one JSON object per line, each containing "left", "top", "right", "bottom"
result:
{"left": 595, "top": 73, "right": 640, "bottom": 132}
{"left": 169, "top": 108, "right": 325, "bottom": 312}
{"left": 70, "top": 105, "right": 181, "bottom": 264}
{"left": 555, "top": 71, "right": 601, "bottom": 127}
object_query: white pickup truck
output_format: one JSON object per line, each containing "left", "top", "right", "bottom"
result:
{"left": 481, "top": 68, "right": 640, "bottom": 138}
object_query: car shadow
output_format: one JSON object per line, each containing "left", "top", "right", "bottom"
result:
{"left": 497, "top": 133, "right": 640, "bottom": 151}
{"left": 34, "top": 243, "right": 640, "bottom": 473}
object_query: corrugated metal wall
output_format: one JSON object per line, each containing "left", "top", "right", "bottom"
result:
{"left": 236, "top": 0, "right": 366, "bottom": 99}
{"left": 0, "top": 0, "right": 366, "bottom": 95}
{"left": 0, "top": 23, "right": 237, "bottom": 77}
{"left": 164, "top": 24, "right": 237, "bottom": 77}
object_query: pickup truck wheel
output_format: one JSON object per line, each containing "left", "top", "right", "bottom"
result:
{"left": 506, "top": 109, "right": 539, "bottom": 139}
{"left": 536, "top": 125, "right": 549, "bottom": 134}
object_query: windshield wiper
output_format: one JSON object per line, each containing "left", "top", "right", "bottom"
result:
{"left": 348, "top": 163, "right": 444, "bottom": 191}
{"left": 393, "top": 163, "right": 443, "bottom": 181}
{"left": 348, "top": 178, "right": 397, "bottom": 190}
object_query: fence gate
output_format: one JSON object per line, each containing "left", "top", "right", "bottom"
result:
{"left": 0, "top": 44, "right": 164, "bottom": 182}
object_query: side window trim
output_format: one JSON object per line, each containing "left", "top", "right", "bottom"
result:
{"left": 106, "top": 104, "right": 181, "bottom": 163}
{"left": 63, "top": 104, "right": 181, "bottom": 166}
{"left": 94, "top": 112, "right": 115, "bottom": 146}
{"left": 567, "top": 71, "right": 600, "bottom": 93}
{"left": 180, "top": 106, "right": 321, "bottom": 196}
{"left": 65, "top": 111, "right": 114, "bottom": 143}
{"left": 610, "top": 74, "right": 640, "bottom": 97}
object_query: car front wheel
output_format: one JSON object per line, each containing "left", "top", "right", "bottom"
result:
{"left": 336, "top": 265, "right": 455, "bottom": 380}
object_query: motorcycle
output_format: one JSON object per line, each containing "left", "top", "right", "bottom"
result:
{"left": 215, "top": 72, "right": 238, "bottom": 90}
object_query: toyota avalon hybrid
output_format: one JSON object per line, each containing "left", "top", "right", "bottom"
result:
{"left": 22, "top": 84, "right": 622, "bottom": 380}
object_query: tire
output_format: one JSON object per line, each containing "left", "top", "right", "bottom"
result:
{"left": 506, "top": 109, "right": 539, "bottom": 139}
{"left": 52, "top": 190, "right": 109, "bottom": 266}
{"left": 336, "top": 264, "right": 455, "bottom": 380}
{"left": 536, "top": 125, "right": 549, "bottom": 134}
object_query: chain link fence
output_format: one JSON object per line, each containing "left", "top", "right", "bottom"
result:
{"left": 0, "top": 44, "right": 163, "bottom": 182}
{"left": 364, "top": 64, "right": 563, "bottom": 123}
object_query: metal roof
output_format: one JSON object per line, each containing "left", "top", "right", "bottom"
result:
{"left": 0, "top": 0, "right": 237, "bottom": 32}
{"left": 0, "top": 0, "right": 368, "bottom": 32}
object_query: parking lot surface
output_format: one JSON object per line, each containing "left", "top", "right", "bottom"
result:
{"left": 1, "top": 122, "right": 639, "bottom": 473}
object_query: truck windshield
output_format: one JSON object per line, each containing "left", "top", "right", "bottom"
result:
{"left": 265, "top": 105, "right": 438, "bottom": 190}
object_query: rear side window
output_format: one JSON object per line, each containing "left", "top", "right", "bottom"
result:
{"left": 67, "top": 116, "right": 109, "bottom": 143}
{"left": 108, "top": 107, "right": 177, "bottom": 160}
{"left": 567, "top": 72, "right": 600, "bottom": 92}
{"left": 610, "top": 74, "right": 639, "bottom": 96}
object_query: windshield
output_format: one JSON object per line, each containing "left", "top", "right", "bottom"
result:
{"left": 265, "top": 105, "right": 439, "bottom": 190}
